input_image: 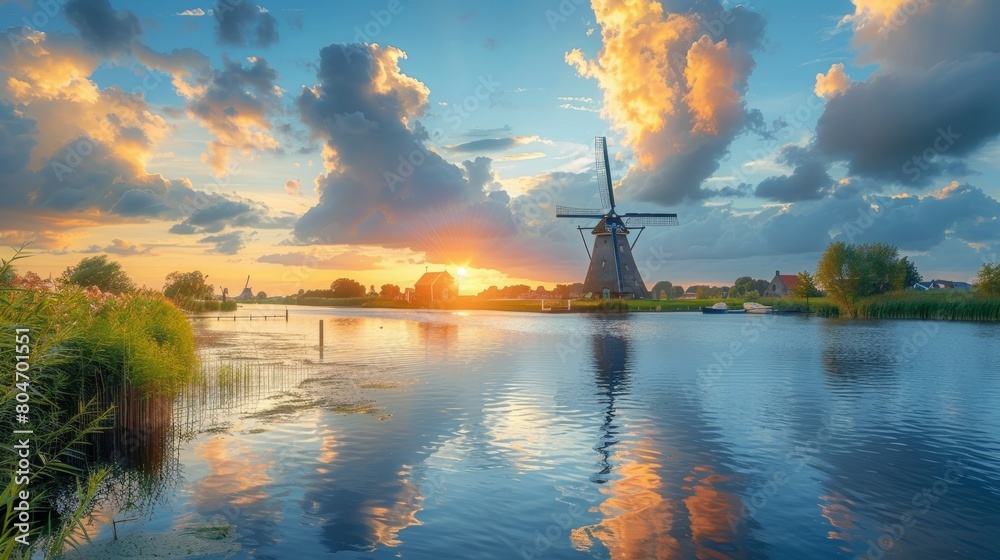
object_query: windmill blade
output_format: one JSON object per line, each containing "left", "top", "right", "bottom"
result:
{"left": 595, "top": 137, "right": 616, "bottom": 211}
{"left": 556, "top": 205, "right": 606, "bottom": 218}
{"left": 622, "top": 213, "right": 679, "bottom": 227}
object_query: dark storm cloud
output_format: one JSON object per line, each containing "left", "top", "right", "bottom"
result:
{"left": 214, "top": 0, "right": 279, "bottom": 48}
{"left": 64, "top": 0, "right": 142, "bottom": 56}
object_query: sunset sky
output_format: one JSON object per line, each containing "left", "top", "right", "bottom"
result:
{"left": 1, "top": 0, "right": 998, "bottom": 295}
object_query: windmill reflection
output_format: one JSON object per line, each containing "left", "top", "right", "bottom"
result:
{"left": 590, "top": 326, "right": 631, "bottom": 485}
{"left": 573, "top": 318, "right": 751, "bottom": 559}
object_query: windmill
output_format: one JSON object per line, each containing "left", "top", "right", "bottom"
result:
{"left": 556, "top": 137, "right": 678, "bottom": 299}
{"left": 235, "top": 275, "right": 254, "bottom": 300}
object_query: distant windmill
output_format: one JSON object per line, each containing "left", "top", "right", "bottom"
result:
{"left": 556, "top": 137, "right": 678, "bottom": 299}
{"left": 236, "top": 275, "right": 254, "bottom": 300}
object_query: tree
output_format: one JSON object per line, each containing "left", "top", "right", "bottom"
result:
{"left": 164, "top": 270, "right": 214, "bottom": 302}
{"left": 379, "top": 284, "right": 402, "bottom": 300}
{"left": 256, "top": 291, "right": 267, "bottom": 300}
{"left": 63, "top": 255, "right": 135, "bottom": 294}
{"left": 650, "top": 280, "right": 673, "bottom": 300}
{"left": 670, "top": 285, "right": 684, "bottom": 298}
{"left": 368, "top": 284, "right": 378, "bottom": 297}
{"left": 695, "top": 286, "right": 706, "bottom": 299}
{"left": 329, "top": 277, "right": 366, "bottom": 298}
{"left": 816, "top": 242, "right": 863, "bottom": 317}
{"left": 816, "top": 242, "right": 912, "bottom": 317}
{"left": 895, "top": 257, "right": 922, "bottom": 290}
{"left": 976, "top": 262, "right": 1000, "bottom": 297}
{"left": 792, "top": 271, "right": 821, "bottom": 310}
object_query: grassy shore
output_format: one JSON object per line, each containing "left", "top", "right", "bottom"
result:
{"left": 256, "top": 292, "right": 998, "bottom": 321}
{"left": 257, "top": 295, "right": 832, "bottom": 314}
{"left": 1, "top": 273, "right": 197, "bottom": 557}
{"left": 815, "top": 290, "right": 1000, "bottom": 321}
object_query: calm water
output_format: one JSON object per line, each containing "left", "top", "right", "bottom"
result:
{"left": 68, "top": 306, "right": 1000, "bottom": 559}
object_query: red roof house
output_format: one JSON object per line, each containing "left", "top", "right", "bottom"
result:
{"left": 764, "top": 270, "right": 800, "bottom": 297}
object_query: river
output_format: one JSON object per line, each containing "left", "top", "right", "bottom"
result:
{"left": 66, "top": 305, "right": 1000, "bottom": 559}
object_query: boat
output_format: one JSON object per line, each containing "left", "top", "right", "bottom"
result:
{"left": 743, "top": 302, "right": 773, "bottom": 314}
{"left": 702, "top": 302, "right": 730, "bottom": 314}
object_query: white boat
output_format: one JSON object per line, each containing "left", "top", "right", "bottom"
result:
{"left": 743, "top": 302, "right": 773, "bottom": 314}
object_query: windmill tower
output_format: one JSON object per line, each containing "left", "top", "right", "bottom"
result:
{"left": 556, "top": 137, "right": 678, "bottom": 299}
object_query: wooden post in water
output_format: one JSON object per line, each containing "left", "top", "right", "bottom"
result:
{"left": 285, "top": 308, "right": 289, "bottom": 322}
{"left": 319, "top": 319, "right": 324, "bottom": 349}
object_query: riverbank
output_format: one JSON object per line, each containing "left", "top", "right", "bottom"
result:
{"left": 243, "top": 291, "right": 1000, "bottom": 321}
{"left": 1, "top": 281, "right": 198, "bottom": 557}
{"left": 245, "top": 296, "right": 826, "bottom": 314}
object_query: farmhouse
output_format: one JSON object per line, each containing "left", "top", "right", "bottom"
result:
{"left": 763, "top": 270, "right": 800, "bottom": 297}
{"left": 413, "top": 271, "right": 456, "bottom": 303}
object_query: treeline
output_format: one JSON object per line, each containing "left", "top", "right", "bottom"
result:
{"left": 475, "top": 283, "right": 584, "bottom": 299}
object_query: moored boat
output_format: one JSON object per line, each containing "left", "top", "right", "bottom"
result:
{"left": 743, "top": 302, "right": 773, "bottom": 314}
{"left": 702, "top": 302, "right": 730, "bottom": 314}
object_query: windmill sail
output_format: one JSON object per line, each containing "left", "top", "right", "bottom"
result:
{"left": 595, "top": 137, "right": 616, "bottom": 211}
{"left": 556, "top": 136, "right": 680, "bottom": 298}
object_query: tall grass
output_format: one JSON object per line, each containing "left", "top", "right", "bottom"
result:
{"left": 854, "top": 291, "right": 1000, "bottom": 321}
{"left": 1, "top": 252, "right": 198, "bottom": 557}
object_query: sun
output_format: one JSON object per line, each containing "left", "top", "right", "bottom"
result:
{"left": 457, "top": 267, "right": 467, "bottom": 277}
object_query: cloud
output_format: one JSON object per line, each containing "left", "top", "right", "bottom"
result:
{"left": 178, "top": 55, "right": 284, "bottom": 176}
{"left": 169, "top": 198, "right": 296, "bottom": 234}
{"left": 257, "top": 251, "right": 384, "bottom": 270}
{"left": 214, "top": 0, "right": 279, "bottom": 47}
{"left": 82, "top": 238, "right": 151, "bottom": 256}
{"left": 285, "top": 179, "right": 301, "bottom": 195}
{"left": 199, "top": 231, "right": 254, "bottom": 254}
{"left": 495, "top": 152, "right": 546, "bottom": 162}
{"left": 844, "top": 0, "right": 1000, "bottom": 71}
{"left": 64, "top": 0, "right": 142, "bottom": 56}
{"left": 177, "top": 8, "right": 209, "bottom": 17}
{"left": 558, "top": 104, "right": 599, "bottom": 113}
{"left": 444, "top": 136, "right": 540, "bottom": 154}
{"left": 566, "top": 0, "right": 767, "bottom": 204}
{"left": 755, "top": 160, "right": 833, "bottom": 202}
{"left": 293, "top": 43, "right": 523, "bottom": 267}
{"left": 814, "top": 62, "right": 852, "bottom": 100}
{"left": 806, "top": 1, "right": 1000, "bottom": 187}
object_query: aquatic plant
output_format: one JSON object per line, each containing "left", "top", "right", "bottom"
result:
{"left": 1, "top": 250, "right": 198, "bottom": 557}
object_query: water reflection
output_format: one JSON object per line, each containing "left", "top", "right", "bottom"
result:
{"left": 573, "top": 318, "right": 751, "bottom": 559}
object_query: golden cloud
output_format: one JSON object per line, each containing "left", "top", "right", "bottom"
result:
{"left": 815, "top": 62, "right": 853, "bottom": 100}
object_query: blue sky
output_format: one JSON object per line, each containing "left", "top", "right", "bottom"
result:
{"left": 1, "top": 0, "right": 998, "bottom": 294}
